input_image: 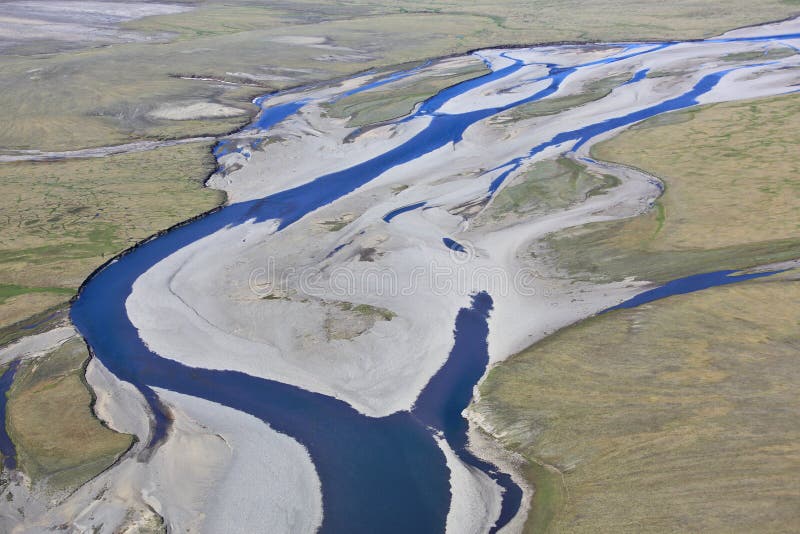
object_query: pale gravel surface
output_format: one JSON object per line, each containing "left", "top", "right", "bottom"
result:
{"left": 0, "top": 325, "right": 76, "bottom": 365}
{"left": 0, "top": 361, "right": 322, "bottom": 533}
{"left": 151, "top": 389, "right": 323, "bottom": 534}
{"left": 436, "top": 436, "right": 503, "bottom": 534}
{"left": 0, "top": 1, "right": 191, "bottom": 45}
{"left": 149, "top": 102, "right": 247, "bottom": 121}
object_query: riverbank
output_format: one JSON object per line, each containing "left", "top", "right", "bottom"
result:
{"left": 475, "top": 270, "right": 800, "bottom": 532}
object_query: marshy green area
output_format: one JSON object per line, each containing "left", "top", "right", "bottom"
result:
{"left": 476, "top": 158, "right": 619, "bottom": 226}
{"left": 476, "top": 93, "right": 800, "bottom": 531}
{"left": 5, "top": 338, "right": 133, "bottom": 492}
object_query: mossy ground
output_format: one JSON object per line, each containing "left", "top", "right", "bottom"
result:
{"left": 478, "top": 277, "right": 800, "bottom": 532}
{"left": 5, "top": 339, "right": 133, "bottom": 492}
{"left": 476, "top": 158, "right": 620, "bottom": 226}
{"left": 478, "top": 93, "right": 800, "bottom": 532}
{"left": 546, "top": 94, "right": 800, "bottom": 283}
{"left": 0, "top": 143, "right": 222, "bottom": 330}
{"left": 494, "top": 74, "right": 634, "bottom": 124}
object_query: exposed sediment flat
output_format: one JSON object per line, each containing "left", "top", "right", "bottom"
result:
{"left": 130, "top": 18, "right": 800, "bottom": 416}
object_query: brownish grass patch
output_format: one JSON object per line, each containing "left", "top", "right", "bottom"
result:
{"left": 6, "top": 339, "right": 133, "bottom": 491}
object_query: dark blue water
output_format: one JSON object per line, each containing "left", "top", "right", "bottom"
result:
{"left": 605, "top": 269, "right": 785, "bottom": 312}
{"left": 443, "top": 238, "right": 467, "bottom": 253}
{"left": 71, "top": 48, "right": 562, "bottom": 530}
{"left": 215, "top": 62, "right": 434, "bottom": 158}
{"left": 414, "top": 292, "right": 522, "bottom": 533}
{"left": 623, "top": 67, "right": 650, "bottom": 85}
{"left": 383, "top": 201, "right": 427, "bottom": 222}
{"left": 73, "top": 260, "right": 500, "bottom": 531}
{"left": 70, "top": 31, "right": 796, "bottom": 531}
{"left": 0, "top": 360, "right": 19, "bottom": 470}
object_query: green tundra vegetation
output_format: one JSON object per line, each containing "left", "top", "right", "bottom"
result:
{"left": 475, "top": 157, "right": 620, "bottom": 226}
{"left": 4, "top": 0, "right": 798, "bottom": 151}
{"left": 493, "top": 73, "right": 635, "bottom": 124}
{"left": 1, "top": 0, "right": 798, "bottom": 501}
{"left": 477, "top": 276, "right": 800, "bottom": 532}
{"left": 0, "top": 143, "right": 222, "bottom": 333}
{"left": 5, "top": 338, "right": 134, "bottom": 492}
{"left": 475, "top": 94, "right": 800, "bottom": 531}
{"left": 546, "top": 94, "right": 800, "bottom": 283}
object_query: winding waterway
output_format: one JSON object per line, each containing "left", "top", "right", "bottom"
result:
{"left": 70, "top": 25, "right": 800, "bottom": 532}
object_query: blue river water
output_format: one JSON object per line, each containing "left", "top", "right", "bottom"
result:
{"left": 485, "top": 64, "right": 762, "bottom": 194}
{"left": 70, "top": 30, "right": 797, "bottom": 532}
{"left": 0, "top": 360, "right": 20, "bottom": 470}
{"left": 623, "top": 67, "right": 650, "bottom": 85}
{"left": 383, "top": 201, "right": 427, "bottom": 222}
{"left": 605, "top": 269, "right": 785, "bottom": 312}
{"left": 214, "top": 62, "right": 432, "bottom": 158}
{"left": 414, "top": 292, "right": 522, "bottom": 532}
{"left": 443, "top": 238, "right": 467, "bottom": 253}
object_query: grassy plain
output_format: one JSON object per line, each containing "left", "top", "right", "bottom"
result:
{"left": 477, "top": 277, "right": 800, "bottom": 532}
{"left": 2, "top": 0, "right": 798, "bottom": 151}
{"left": 477, "top": 90, "right": 800, "bottom": 531}
{"left": 1, "top": 0, "right": 797, "bottom": 513}
{"left": 546, "top": 94, "right": 800, "bottom": 283}
{"left": 6, "top": 339, "right": 133, "bottom": 491}
{"left": 0, "top": 143, "right": 222, "bottom": 329}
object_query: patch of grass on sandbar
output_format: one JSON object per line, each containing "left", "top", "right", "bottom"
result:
{"left": 6, "top": 339, "right": 133, "bottom": 491}
{"left": 496, "top": 73, "right": 633, "bottom": 124}
{"left": 324, "top": 58, "right": 489, "bottom": 127}
{"left": 477, "top": 157, "right": 619, "bottom": 226}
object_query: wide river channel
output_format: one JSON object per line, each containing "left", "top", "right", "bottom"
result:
{"left": 70, "top": 28, "right": 798, "bottom": 532}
